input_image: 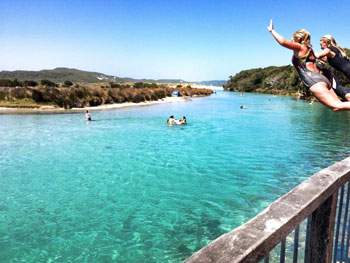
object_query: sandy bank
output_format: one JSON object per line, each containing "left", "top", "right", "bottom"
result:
{"left": 0, "top": 96, "right": 189, "bottom": 114}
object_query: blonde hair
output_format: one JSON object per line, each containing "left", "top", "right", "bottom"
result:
{"left": 293, "top": 29, "right": 311, "bottom": 47}
{"left": 320, "top": 35, "right": 348, "bottom": 58}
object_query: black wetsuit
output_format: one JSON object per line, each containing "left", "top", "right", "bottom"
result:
{"left": 320, "top": 64, "right": 350, "bottom": 101}
{"left": 328, "top": 46, "right": 350, "bottom": 79}
{"left": 332, "top": 75, "right": 350, "bottom": 101}
{"left": 292, "top": 49, "right": 330, "bottom": 89}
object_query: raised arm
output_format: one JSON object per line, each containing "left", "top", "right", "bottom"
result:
{"left": 314, "top": 48, "right": 331, "bottom": 59}
{"left": 267, "top": 19, "right": 302, "bottom": 51}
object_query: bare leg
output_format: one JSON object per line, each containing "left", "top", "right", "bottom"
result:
{"left": 310, "top": 82, "right": 350, "bottom": 111}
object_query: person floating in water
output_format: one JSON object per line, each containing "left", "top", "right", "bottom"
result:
{"left": 176, "top": 116, "right": 187, "bottom": 125}
{"left": 267, "top": 19, "right": 350, "bottom": 112}
{"left": 85, "top": 110, "right": 92, "bottom": 121}
{"left": 240, "top": 105, "right": 247, "bottom": 109}
{"left": 167, "top": 115, "right": 176, "bottom": 125}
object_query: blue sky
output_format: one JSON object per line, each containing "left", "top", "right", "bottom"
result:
{"left": 1, "top": 0, "right": 350, "bottom": 81}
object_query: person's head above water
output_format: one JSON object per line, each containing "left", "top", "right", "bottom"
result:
{"left": 292, "top": 29, "right": 311, "bottom": 46}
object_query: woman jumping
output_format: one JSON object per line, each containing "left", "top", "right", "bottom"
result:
{"left": 315, "top": 35, "right": 350, "bottom": 101}
{"left": 267, "top": 19, "right": 350, "bottom": 111}
{"left": 316, "top": 35, "right": 350, "bottom": 78}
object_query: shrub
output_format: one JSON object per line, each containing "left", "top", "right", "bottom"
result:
{"left": 0, "top": 79, "right": 15, "bottom": 87}
{"left": 63, "top": 80, "right": 73, "bottom": 87}
{"left": 31, "top": 89, "right": 44, "bottom": 102}
{"left": 10, "top": 87, "right": 28, "bottom": 99}
{"left": 89, "top": 97, "right": 102, "bottom": 106}
{"left": 0, "top": 90, "right": 6, "bottom": 100}
{"left": 110, "top": 82, "right": 121, "bottom": 88}
{"left": 153, "top": 89, "right": 166, "bottom": 99}
{"left": 131, "top": 93, "right": 145, "bottom": 103}
{"left": 41, "top": 79, "right": 57, "bottom": 87}
{"left": 114, "top": 95, "right": 125, "bottom": 103}
{"left": 23, "top": 80, "right": 38, "bottom": 87}
{"left": 134, "top": 82, "right": 144, "bottom": 89}
{"left": 12, "top": 79, "right": 22, "bottom": 87}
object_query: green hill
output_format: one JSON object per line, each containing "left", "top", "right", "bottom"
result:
{"left": 0, "top": 68, "right": 189, "bottom": 84}
{"left": 223, "top": 65, "right": 304, "bottom": 96}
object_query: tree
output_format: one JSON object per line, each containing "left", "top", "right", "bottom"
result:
{"left": 63, "top": 80, "right": 73, "bottom": 87}
{"left": 13, "top": 79, "right": 22, "bottom": 87}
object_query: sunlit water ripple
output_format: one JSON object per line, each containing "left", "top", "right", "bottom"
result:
{"left": 0, "top": 91, "right": 350, "bottom": 262}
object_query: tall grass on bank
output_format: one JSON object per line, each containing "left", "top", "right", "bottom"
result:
{"left": 0, "top": 85, "right": 213, "bottom": 108}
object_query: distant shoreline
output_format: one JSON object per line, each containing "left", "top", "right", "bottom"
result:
{"left": 0, "top": 96, "right": 189, "bottom": 114}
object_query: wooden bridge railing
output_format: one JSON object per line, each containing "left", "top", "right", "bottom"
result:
{"left": 184, "top": 157, "right": 350, "bottom": 263}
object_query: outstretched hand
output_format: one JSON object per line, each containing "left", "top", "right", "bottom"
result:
{"left": 267, "top": 19, "right": 274, "bottom": 32}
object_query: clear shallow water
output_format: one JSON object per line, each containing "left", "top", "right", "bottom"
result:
{"left": 1, "top": 91, "right": 350, "bottom": 262}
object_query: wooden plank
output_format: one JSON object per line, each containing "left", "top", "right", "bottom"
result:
{"left": 183, "top": 158, "right": 350, "bottom": 263}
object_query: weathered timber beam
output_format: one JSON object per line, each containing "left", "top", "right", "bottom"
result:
{"left": 184, "top": 157, "right": 350, "bottom": 263}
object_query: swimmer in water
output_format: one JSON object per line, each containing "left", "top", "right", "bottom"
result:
{"left": 85, "top": 110, "right": 92, "bottom": 121}
{"left": 167, "top": 115, "right": 176, "bottom": 125}
{"left": 176, "top": 116, "right": 187, "bottom": 125}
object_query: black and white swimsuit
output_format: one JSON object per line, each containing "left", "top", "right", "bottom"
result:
{"left": 292, "top": 49, "right": 330, "bottom": 89}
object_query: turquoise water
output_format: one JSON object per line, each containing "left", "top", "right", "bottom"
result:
{"left": 1, "top": 91, "right": 350, "bottom": 262}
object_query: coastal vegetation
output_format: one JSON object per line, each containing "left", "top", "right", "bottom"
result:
{"left": 224, "top": 65, "right": 303, "bottom": 96}
{"left": 224, "top": 48, "right": 350, "bottom": 98}
{"left": 0, "top": 83, "right": 213, "bottom": 108}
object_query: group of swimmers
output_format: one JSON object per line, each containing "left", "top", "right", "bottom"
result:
{"left": 268, "top": 20, "right": 350, "bottom": 112}
{"left": 85, "top": 111, "right": 188, "bottom": 125}
{"left": 167, "top": 115, "right": 187, "bottom": 125}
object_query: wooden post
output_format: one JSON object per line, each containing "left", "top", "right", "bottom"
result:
{"left": 305, "top": 192, "right": 338, "bottom": 263}
{"left": 327, "top": 192, "right": 338, "bottom": 263}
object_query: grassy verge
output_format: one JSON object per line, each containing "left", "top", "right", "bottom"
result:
{"left": 0, "top": 99, "right": 54, "bottom": 108}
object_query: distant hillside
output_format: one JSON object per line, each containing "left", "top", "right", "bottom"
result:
{"left": 0, "top": 68, "right": 113, "bottom": 83}
{"left": 0, "top": 68, "right": 188, "bottom": 84}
